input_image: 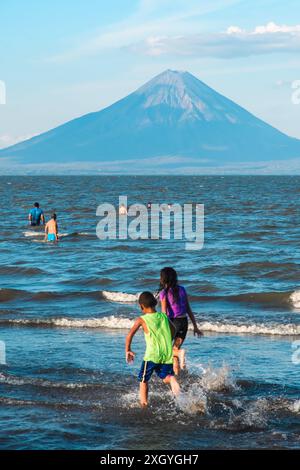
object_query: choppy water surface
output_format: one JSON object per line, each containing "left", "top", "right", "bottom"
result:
{"left": 0, "top": 175, "right": 299, "bottom": 449}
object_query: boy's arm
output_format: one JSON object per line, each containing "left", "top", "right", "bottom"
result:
{"left": 186, "top": 298, "right": 203, "bottom": 337}
{"left": 55, "top": 221, "right": 59, "bottom": 239}
{"left": 125, "top": 318, "right": 142, "bottom": 363}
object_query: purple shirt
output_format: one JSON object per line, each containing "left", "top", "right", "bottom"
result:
{"left": 159, "top": 286, "right": 188, "bottom": 319}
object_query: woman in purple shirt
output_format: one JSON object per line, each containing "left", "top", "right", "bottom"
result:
{"left": 159, "top": 267, "right": 202, "bottom": 375}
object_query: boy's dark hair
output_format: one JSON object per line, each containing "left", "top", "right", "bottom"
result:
{"left": 34, "top": 202, "right": 39, "bottom": 208}
{"left": 139, "top": 291, "right": 157, "bottom": 309}
{"left": 52, "top": 213, "right": 57, "bottom": 220}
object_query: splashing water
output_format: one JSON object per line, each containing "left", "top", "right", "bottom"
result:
{"left": 199, "top": 363, "right": 238, "bottom": 392}
{"left": 228, "top": 398, "right": 269, "bottom": 430}
{"left": 176, "top": 383, "right": 207, "bottom": 415}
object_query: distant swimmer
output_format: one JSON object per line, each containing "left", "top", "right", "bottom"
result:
{"left": 45, "top": 213, "right": 58, "bottom": 242}
{"left": 119, "top": 203, "right": 127, "bottom": 215}
{"left": 28, "top": 202, "right": 45, "bottom": 226}
{"left": 125, "top": 291, "right": 180, "bottom": 407}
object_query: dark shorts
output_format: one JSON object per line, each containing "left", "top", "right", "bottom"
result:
{"left": 138, "top": 361, "right": 174, "bottom": 383}
{"left": 172, "top": 317, "right": 188, "bottom": 341}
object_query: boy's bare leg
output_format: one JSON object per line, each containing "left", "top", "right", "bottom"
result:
{"left": 163, "top": 375, "right": 180, "bottom": 397}
{"left": 140, "top": 382, "right": 148, "bottom": 407}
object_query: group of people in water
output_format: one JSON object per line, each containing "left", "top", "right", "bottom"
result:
{"left": 29, "top": 203, "right": 201, "bottom": 407}
{"left": 126, "top": 267, "right": 203, "bottom": 407}
{"left": 28, "top": 202, "right": 58, "bottom": 242}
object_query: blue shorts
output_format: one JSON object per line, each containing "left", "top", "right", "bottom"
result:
{"left": 138, "top": 361, "right": 174, "bottom": 383}
{"left": 47, "top": 233, "right": 56, "bottom": 242}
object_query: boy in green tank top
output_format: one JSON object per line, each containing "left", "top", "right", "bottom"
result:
{"left": 125, "top": 291, "right": 180, "bottom": 407}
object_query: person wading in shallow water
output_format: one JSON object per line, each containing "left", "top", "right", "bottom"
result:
{"left": 28, "top": 202, "right": 45, "bottom": 227}
{"left": 45, "top": 213, "right": 58, "bottom": 242}
{"left": 158, "top": 267, "right": 203, "bottom": 375}
{"left": 125, "top": 291, "right": 180, "bottom": 407}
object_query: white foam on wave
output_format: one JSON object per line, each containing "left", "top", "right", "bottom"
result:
{"left": 290, "top": 290, "right": 300, "bottom": 309}
{"left": 3, "top": 315, "right": 133, "bottom": 329}
{"left": 198, "top": 320, "right": 300, "bottom": 336}
{"left": 23, "top": 231, "right": 69, "bottom": 238}
{"left": 23, "top": 231, "right": 44, "bottom": 237}
{"left": 101, "top": 291, "right": 139, "bottom": 303}
{"left": 99, "top": 288, "right": 300, "bottom": 311}
{"left": 2, "top": 315, "right": 300, "bottom": 336}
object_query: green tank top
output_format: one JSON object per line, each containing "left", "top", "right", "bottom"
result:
{"left": 141, "top": 312, "right": 173, "bottom": 364}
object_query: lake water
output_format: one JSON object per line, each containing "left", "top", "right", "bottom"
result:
{"left": 0, "top": 175, "right": 299, "bottom": 449}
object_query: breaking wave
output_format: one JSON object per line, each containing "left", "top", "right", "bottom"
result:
{"left": 290, "top": 290, "right": 300, "bottom": 309}
{"left": 101, "top": 289, "right": 300, "bottom": 308}
{"left": 101, "top": 290, "right": 139, "bottom": 302}
{"left": 23, "top": 231, "right": 92, "bottom": 239}
{"left": 2, "top": 286, "right": 300, "bottom": 309}
{"left": 1, "top": 315, "right": 300, "bottom": 336}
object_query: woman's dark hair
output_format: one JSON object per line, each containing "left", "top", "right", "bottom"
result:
{"left": 159, "top": 267, "right": 179, "bottom": 303}
{"left": 52, "top": 213, "right": 57, "bottom": 220}
{"left": 139, "top": 291, "right": 157, "bottom": 309}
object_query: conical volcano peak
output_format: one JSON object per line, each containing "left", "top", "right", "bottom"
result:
{"left": 146, "top": 69, "right": 189, "bottom": 85}
{"left": 135, "top": 69, "right": 209, "bottom": 116}
{"left": 135, "top": 69, "right": 237, "bottom": 122}
{"left": 137, "top": 69, "right": 194, "bottom": 95}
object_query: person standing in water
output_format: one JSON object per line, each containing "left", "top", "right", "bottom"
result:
{"left": 119, "top": 203, "right": 127, "bottom": 215}
{"left": 45, "top": 213, "right": 58, "bottom": 242}
{"left": 158, "top": 267, "right": 203, "bottom": 375}
{"left": 28, "top": 202, "right": 45, "bottom": 226}
{"left": 125, "top": 291, "right": 180, "bottom": 407}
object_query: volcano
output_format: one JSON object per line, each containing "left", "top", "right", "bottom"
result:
{"left": 1, "top": 69, "right": 300, "bottom": 172}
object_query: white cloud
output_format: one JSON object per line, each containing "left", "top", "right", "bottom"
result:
{"left": 226, "top": 26, "right": 244, "bottom": 34}
{"left": 253, "top": 22, "right": 300, "bottom": 34}
{"left": 135, "top": 22, "right": 300, "bottom": 58}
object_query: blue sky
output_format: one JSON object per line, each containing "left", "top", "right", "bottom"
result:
{"left": 0, "top": 0, "right": 300, "bottom": 148}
